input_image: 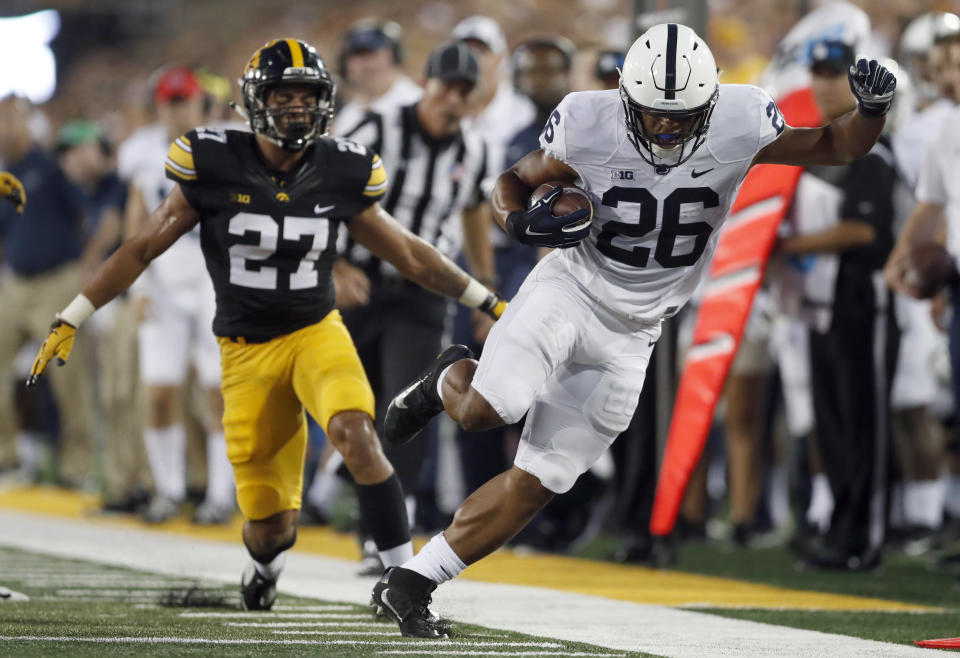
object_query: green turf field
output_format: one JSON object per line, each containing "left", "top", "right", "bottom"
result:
{"left": 581, "top": 534, "right": 960, "bottom": 650}
{"left": 0, "top": 547, "right": 650, "bottom": 657}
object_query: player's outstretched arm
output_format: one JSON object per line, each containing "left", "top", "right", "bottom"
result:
{"left": 755, "top": 58, "right": 895, "bottom": 167}
{"left": 347, "top": 202, "right": 506, "bottom": 319}
{"left": 27, "top": 185, "right": 199, "bottom": 387}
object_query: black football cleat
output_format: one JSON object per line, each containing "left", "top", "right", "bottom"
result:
{"left": 240, "top": 562, "right": 277, "bottom": 611}
{"left": 372, "top": 567, "right": 449, "bottom": 638}
{"left": 383, "top": 344, "right": 474, "bottom": 445}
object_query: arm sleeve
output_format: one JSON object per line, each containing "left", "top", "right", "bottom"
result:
{"left": 538, "top": 97, "right": 571, "bottom": 163}
{"left": 163, "top": 132, "right": 198, "bottom": 185}
{"left": 916, "top": 139, "right": 947, "bottom": 205}
{"left": 359, "top": 152, "right": 388, "bottom": 205}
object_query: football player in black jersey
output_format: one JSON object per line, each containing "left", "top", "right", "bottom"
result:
{"left": 27, "top": 39, "right": 503, "bottom": 620}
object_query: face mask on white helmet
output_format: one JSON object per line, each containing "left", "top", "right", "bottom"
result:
{"left": 619, "top": 23, "right": 719, "bottom": 173}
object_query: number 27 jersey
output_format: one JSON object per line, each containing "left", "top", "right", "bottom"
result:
{"left": 165, "top": 127, "right": 386, "bottom": 341}
{"left": 539, "top": 85, "right": 784, "bottom": 323}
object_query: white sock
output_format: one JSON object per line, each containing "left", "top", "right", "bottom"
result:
{"left": 403, "top": 533, "right": 466, "bottom": 585}
{"left": 945, "top": 475, "right": 960, "bottom": 518}
{"left": 253, "top": 552, "right": 285, "bottom": 580}
{"left": 204, "top": 432, "right": 234, "bottom": 507}
{"left": 905, "top": 480, "right": 945, "bottom": 529}
{"left": 436, "top": 364, "right": 455, "bottom": 401}
{"left": 143, "top": 424, "right": 186, "bottom": 501}
{"left": 806, "top": 473, "right": 833, "bottom": 533}
{"left": 380, "top": 541, "right": 414, "bottom": 568}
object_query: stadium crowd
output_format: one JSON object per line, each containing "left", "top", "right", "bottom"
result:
{"left": 3, "top": 0, "right": 960, "bottom": 578}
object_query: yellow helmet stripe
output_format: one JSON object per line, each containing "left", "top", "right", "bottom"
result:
{"left": 286, "top": 38, "right": 304, "bottom": 68}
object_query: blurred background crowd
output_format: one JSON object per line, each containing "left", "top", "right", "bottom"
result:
{"left": 3, "top": 0, "right": 960, "bottom": 576}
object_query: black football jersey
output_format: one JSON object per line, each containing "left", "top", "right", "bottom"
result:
{"left": 164, "top": 127, "right": 386, "bottom": 341}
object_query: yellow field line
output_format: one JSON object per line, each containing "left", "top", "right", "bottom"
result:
{"left": 0, "top": 485, "right": 937, "bottom": 613}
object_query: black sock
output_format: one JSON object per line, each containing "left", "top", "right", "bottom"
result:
{"left": 356, "top": 473, "right": 410, "bottom": 551}
{"left": 245, "top": 527, "right": 297, "bottom": 565}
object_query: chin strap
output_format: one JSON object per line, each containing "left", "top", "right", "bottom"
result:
{"left": 228, "top": 101, "right": 249, "bottom": 121}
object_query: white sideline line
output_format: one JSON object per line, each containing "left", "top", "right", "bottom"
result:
{"left": 271, "top": 630, "right": 400, "bottom": 635}
{"left": 0, "top": 636, "right": 563, "bottom": 648}
{"left": 272, "top": 605, "right": 354, "bottom": 611}
{"left": 224, "top": 621, "right": 385, "bottom": 628}
{"left": 180, "top": 611, "right": 360, "bottom": 618}
{"left": 377, "top": 650, "right": 625, "bottom": 658}
{"left": 0, "top": 511, "right": 936, "bottom": 658}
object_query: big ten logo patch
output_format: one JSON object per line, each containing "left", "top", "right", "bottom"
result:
{"left": 231, "top": 192, "right": 251, "bottom": 204}
{"left": 610, "top": 169, "right": 634, "bottom": 181}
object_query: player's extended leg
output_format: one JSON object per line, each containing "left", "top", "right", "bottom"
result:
{"left": 293, "top": 311, "right": 415, "bottom": 571}
{"left": 383, "top": 257, "right": 580, "bottom": 446}
{"left": 374, "top": 269, "right": 658, "bottom": 638}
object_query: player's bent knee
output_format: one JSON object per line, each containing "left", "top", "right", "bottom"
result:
{"left": 458, "top": 390, "right": 505, "bottom": 432}
{"left": 327, "top": 410, "right": 386, "bottom": 471}
{"left": 505, "top": 467, "right": 555, "bottom": 509}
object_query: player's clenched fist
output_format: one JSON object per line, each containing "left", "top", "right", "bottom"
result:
{"left": 848, "top": 58, "right": 896, "bottom": 118}
{"left": 27, "top": 320, "right": 77, "bottom": 388}
{"left": 0, "top": 171, "right": 26, "bottom": 214}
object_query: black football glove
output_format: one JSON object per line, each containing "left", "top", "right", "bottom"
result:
{"left": 848, "top": 58, "right": 896, "bottom": 118}
{"left": 506, "top": 186, "right": 591, "bottom": 249}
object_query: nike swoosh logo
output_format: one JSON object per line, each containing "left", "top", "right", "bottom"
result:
{"left": 648, "top": 338, "right": 657, "bottom": 347}
{"left": 393, "top": 380, "right": 419, "bottom": 409}
{"left": 525, "top": 226, "right": 553, "bottom": 237}
{"left": 379, "top": 588, "right": 403, "bottom": 621}
{"left": 314, "top": 203, "right": 336, "bottom": 215}
{"left": 690, "top": 168, "right": 714, "bottom": 178}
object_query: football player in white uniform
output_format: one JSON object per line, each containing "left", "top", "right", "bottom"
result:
{"left": 372, "top": 23, "right": 896, "bottom": 638}
{"left": 119, "top": 67, "right": 234, "bottom": 523}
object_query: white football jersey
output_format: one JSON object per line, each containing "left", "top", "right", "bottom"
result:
{"left": 539, "top": 85, "right": 784, "bottom": 324}
{"left": 117, "top": 123, "right": 204, "bottom": 292}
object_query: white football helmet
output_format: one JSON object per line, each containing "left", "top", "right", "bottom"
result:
{"left": 620, "top": 23, "right": 719, "bottom": 171}
{"left": 899, "top": 12, "right": 960, "bottom": 102}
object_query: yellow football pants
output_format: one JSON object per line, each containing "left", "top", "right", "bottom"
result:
{"left": 218, "top": 310, "right": 374, "bottom": 520}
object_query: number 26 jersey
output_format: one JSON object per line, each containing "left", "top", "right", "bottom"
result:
{"left": 165, "top": 127, "right": 386, "bottom": 341}
{"left": 539, "top": 85, "right": 784, "bottom": 324}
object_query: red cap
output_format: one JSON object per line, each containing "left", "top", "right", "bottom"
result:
{"left": 154, "top": 67, "right": 203, "bottom": 104}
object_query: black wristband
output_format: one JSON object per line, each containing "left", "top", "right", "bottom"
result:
{"left": 505, "top": 211, "right": 527, "bottom": 243}
{"left": 857, "top": 103, "right": 888, "bottom": 118}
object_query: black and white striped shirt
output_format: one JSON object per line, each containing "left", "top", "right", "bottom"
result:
{"left": 342, "top": 102, "right": 487, "bottom": 277}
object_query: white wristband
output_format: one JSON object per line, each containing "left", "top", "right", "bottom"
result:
{"left": 58, "top": 294, "right": 96, "bottom": 328}
{"left": 458, "top": 278, "right": 491, "bottom": 309}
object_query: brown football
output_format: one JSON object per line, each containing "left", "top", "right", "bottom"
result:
{"left": 530, "top": 181, "right": 594, "bottom": 222}
{"left": 905, "top": 243, "right": 957, "bottom": 299}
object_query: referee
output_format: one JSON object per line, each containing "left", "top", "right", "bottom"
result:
{"left": 336, "top": 41, "right": 493, "bottom": 517}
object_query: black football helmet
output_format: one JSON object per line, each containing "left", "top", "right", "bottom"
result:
{"left": 240, "top": 38, "right": 335, "bottom": 151}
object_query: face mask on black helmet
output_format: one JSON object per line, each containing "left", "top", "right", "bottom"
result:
{"left": 619, "top": 23, "right": 719, "bottom": 172}
{"left": 238, "top": 38, "right": 336, "bottom": 151}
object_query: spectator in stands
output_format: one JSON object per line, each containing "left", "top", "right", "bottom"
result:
{"left": 0, "top": 96, "right": 96, "bottom": 488}
{"left": 54, "top": 119, "right": 147, "bottom": 510}
{"left": 332, "top": 19, "right": 422, "bottom": 136}
{"left": 117, "top": 68, "right": 234, "bottom": 524}
{"left": 778, "top": 41, "right": 898, "bottom": 570}
{"left": 594, "top": 49, "right": 625, "bottom": 90}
